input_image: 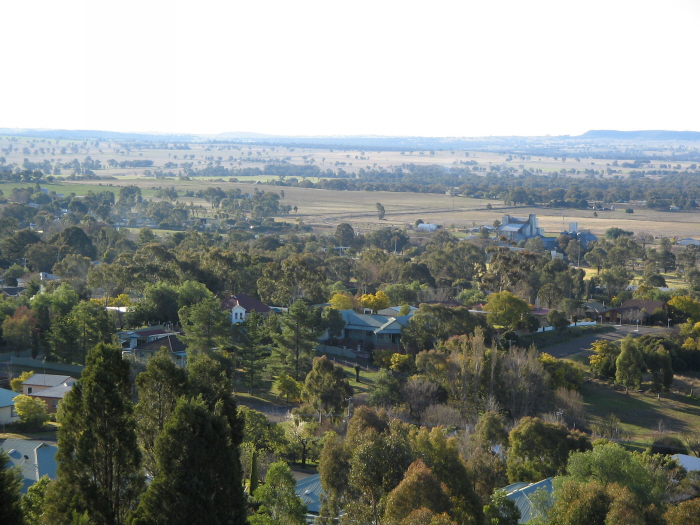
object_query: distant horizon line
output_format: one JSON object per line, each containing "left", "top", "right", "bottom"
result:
{"left": 2, "top": 128, "right": 700, "bottom": 142}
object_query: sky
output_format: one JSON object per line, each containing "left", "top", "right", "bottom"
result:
{"left": 0, "top": 0, "right": 698, "bottom": 137}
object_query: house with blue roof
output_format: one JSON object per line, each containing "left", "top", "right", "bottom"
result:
{"left": 321, "top": 309, "right": 414, "bottom": 350}
{"left": 295, "top": 474, "right": 323, "bottom": 524}
{"left": 0, "top": 439, "right": 58, "bottom": 493}
{"left": 504, "top": 477, "right": 553, "bottom": 523}
{"left": 0, "top": 387, "right": 19, "bottom": 425}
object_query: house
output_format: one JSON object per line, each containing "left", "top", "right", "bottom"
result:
{"left": 377, "top": 305, "right": 418, "bottom": 316}
{"left": 325, "top": 310, "right": 414, "bottom": 350}
{"left": 221, "top": 293, "right": 272, "bottom": 324}
{"left": 117, "top": 326, "right": 178, "bottom": 349}
{"left": 0, "top": 387, "right": 20, "bottom": 425}
{"left": 23, "top": 374, "right": 77, "bottom": 396}
{"left": 679, "top": 238, "right": 700, "bottom": 247}
{"left": 131, "top": 334, "right": 188, "bottom": 368}
{"left": 497, "top": 214, "right": 544, "bottom": 243}
{"left": 0, "top": 439, "right": 58, "bottom": 493}
{"left": 615, "top": 299, "right": 667, "bottom": 325}
{"left": 504, "top": 477, "right": 553, "bottom": 523}
{"left": 561, "top": 223, "right": 598, "bottom": 249}
{"left": 29, "top": 383, "right": 73, "bottom": 414}
{"left": 295, "top": 473, "right": 321, "bottom": 522}
{"left": 18, "top": 272, "right": 61, "bottom": 287}
{"left": 415, "top": 223, "right": 439, "bottom": 232}
{"left": 583, "top": 301, "right": 618, "bottom": 323}
{"left": 1, "top": 286, "right": 26, "bottom": 297}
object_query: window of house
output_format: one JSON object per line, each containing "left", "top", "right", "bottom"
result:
{"left": 10, "top": 406, "right": 17, "bottom": 417}
{"left": 53, "top": 400, "right": 59, "bottom": 409}
{"left": 27, "top": 387, "right": 32, "bottom": 394}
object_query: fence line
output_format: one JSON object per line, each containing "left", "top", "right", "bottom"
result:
{"left": 10, "top": 357, "right": 84, "bottom": 375}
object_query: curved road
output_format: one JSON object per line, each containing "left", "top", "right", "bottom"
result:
{"left": 543, "top": 325, "right": 666, "bottom": 359}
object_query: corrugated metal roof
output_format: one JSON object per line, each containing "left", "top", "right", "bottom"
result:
{"left": 0, "top": 439, "right": 58, "bottom": 493}
{"left": 23, "top": 375, "right": 76, "bottom": 388}
{"left": 506, "top": 478, "right": 553, "bottom": 523}
{"left": 29, "top": 383, "right": 72, "bottom": 399}
{"left": 295, "top": 474, "right": 322, "bottom": 514}
{"left": 499, "top": 224, "right": 525, "bottom": 232}
{"left": 0, "top": 387, "right": 18, "bottom": 408}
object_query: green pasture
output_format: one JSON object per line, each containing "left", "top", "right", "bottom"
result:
{"left": 582, "top": 379, "right": 700, "bottom": 445}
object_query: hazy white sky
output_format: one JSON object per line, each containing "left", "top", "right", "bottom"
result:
{"left": 0, "top": 0, "right": 698, "bottom": 137}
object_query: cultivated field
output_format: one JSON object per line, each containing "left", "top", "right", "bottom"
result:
{"left": 4, "top": 134, "right": 700, "bottom": 239}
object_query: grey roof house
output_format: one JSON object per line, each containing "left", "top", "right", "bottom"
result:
{"left": 504, "top": 477, "right": 553, "bottom": 523}
{"left": 323, "top": 310, "right": 414, "bottom": 349}
{"left": 0, "top": 387, "right": 20, "bottom": 425}
{"left": 0, "top": 439, "right": 58, "bottom": 493}
{"left": 23, "top": 374, "right": 77, "bottom": 396}
{"left": 497, "top": 214, "right": 544, "bottom": 243}
{"left": 295, "top": 474, "right": 321, "bottom": 523}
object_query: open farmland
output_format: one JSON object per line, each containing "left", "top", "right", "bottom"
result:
{"left": 45, "top": 175, "right": 700, "bottom": 240}
{"left": 4, "top": 133, "right": 700, "bottom": 239}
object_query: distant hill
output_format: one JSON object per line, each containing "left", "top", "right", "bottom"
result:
{"left": 0, "top": 128, "right": 195, "bottom": 142}
{"left": 579, "top": 130, "right": 700, "bottom": 141}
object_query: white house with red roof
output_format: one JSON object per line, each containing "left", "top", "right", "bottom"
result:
{"left": 221, "top": 293, "right": 272, "bottom": 324}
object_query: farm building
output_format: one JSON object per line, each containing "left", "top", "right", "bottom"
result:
{"left": 497, "top": 214, "right": 544, "bottom": 243}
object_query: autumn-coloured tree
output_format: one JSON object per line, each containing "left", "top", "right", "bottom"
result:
{"left": 384, "top": 460, "right": 451, "bottom": 524}
{"left": 329, "top": 292, "right": 355, "bottom": 311}
{"left": 360, "top": 291, "right": 390, "bottom": 314}
{"left": 2, "top": 305, "right": 38, "bottom": 357}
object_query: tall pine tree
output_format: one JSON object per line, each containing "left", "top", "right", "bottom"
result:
{"left": 135, "top": 347, "right": 188, "bottom": 478}
{"left": 0, "top": 449, "right": 24, "bottom": 524}
{"left": 271, "top": 300, "right": 321, "bottom": 381}
{"left": 132, "top": 396, "right": 247, "bottom": 525}
{"left": 48, "top": 343, "right": 143, "bottom": 525}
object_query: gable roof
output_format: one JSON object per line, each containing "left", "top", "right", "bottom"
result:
{"left": 505, "top": 477, "right": 553, "bottom": 523}
{"left": 617, "top": 299, "right": 666, "bottom": 312}
{"left": 338, "top": 310, "right": 412, "bottom": 335}
{"left": 0, "top": 387, "right": 19, "bottom": 408}
{"left": 0, "top": 439, "right": 58, "bottom": 493}
{"left": 23, "top": 375, "right": 76, "bottom": 388}
{"left": 499, "top": 224, "right": 527, "bottom": 233}
{"left": 295, "top": 474, "right": 321, "bottom": 514}
{"left": 135, "top": 334, "right": 187, "bottom": 354}
{"left": 339, "top": 310, "right": 391, "bottom": 330}
{"left": 1, "top": 287, "right": 26, "bottom": 297}
{"left": 29, "top": 383, "right": 72, "bottom": 399}
{"left": 378, "top": 306, "right": 418, "bottom": 316}
{"left": 134, "top": 328, "right": 172, "bottom": 338}
{"left": 584, "top": 301, "right": 613, "bottom": 313}
{"left": 221, "top": 293, "right": 272, "bottom": 314}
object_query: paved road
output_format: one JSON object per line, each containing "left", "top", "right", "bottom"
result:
{"left": 544, "top": 325, "right": 667, "bottom": 359}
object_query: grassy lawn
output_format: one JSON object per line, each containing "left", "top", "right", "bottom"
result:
{"left": 0, "top": 422, "right": 59, "bottom": 442}
{"left": 581, "top": 379, "right": 700, "bottom": 446}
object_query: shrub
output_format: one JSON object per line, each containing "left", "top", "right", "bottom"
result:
{"left": 648, "top": 436, "right": 688, "bottom": 456}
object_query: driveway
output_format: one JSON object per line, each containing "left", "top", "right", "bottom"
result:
{"left": 236, "top": 401, "right": 294, "bottom": 423}
{"left": 544, "top": 325, "right": 667, "bottom": 359}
